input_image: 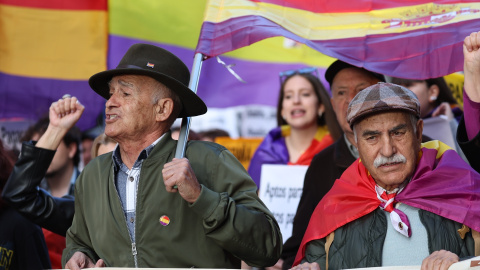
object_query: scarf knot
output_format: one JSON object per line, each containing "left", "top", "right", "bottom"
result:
{"left": 376, "top": 185, "right": 412, "bottom": 237}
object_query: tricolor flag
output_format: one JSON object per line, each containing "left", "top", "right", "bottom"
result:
{"left": 80, "top": 0, "right": 338, "bottom": 137}
{"left": 2, "top": 0, "right": 475, "bottom": 146}
{"left": 196, "top": 0, "right": 480, "bottom": 79}
{"left": 0, "top": 0, "right": 108, "bottom": 130}
{"left": 4, "top": 0, "right": 320, "bottom": 143}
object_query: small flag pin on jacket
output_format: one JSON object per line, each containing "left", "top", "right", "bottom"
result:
{"left": 159, "top": 215, "right": 170, "bottom": 226}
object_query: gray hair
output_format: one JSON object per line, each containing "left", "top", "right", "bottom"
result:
{"left": 150, "top": 80, "right": 183, "bottom": 127}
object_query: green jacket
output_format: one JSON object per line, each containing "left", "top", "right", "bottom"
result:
{"left": 62, "top": 134, "right": 282, "bottom": 268}
{"left": 304, "top": 208, "right": 474, "bottom": 269}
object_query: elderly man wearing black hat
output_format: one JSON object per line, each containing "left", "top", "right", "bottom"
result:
{"left": 291, "top": 82, "right": 480, "bottom": 270}
{"left": 279, "top": 60, "right": 384, "bottom": 270}
{"left": 61, "top": 44, "right": 282, "bottom": 268}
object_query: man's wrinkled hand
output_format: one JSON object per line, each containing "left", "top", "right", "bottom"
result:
{"left": 290, "top": 262, "right": 320, "bottom": 270}
{"left": 421, "top": 250, "right": 459, "bottom": 270}
{"left": 162, "top": 158, "right": 201, "bottom": 203}
{"left": 65, "top": 251, "right": 104, "bottom": 270}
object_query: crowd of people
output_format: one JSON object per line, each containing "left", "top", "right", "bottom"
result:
{"left": 0, "top": 30, "right": 479, "bottom": 270}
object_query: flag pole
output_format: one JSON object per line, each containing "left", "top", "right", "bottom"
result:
{"left": 175, "top": 52, "right": 204, "bottom": 158}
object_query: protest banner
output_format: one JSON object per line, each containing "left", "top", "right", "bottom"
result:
{"left": 422, "top": 116, "right": 457, "bottom": 150}
{"left": 259, "top": 164, "right": 308, "bottom": 242}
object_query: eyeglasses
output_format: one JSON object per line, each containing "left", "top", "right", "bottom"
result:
{"left": 279, "top": 67, "right": 319, "bottom": 85}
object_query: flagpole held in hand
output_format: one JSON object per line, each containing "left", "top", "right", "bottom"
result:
{"left": 173, "top": 53, "right": 204, "bottom": 188}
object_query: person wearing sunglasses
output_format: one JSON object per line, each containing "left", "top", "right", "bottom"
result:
{"left": 248, "top": 68, "right": 342, "bottom": 189}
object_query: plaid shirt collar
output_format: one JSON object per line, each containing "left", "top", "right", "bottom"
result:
{"left": 112, "top": 135, "right": 165, "bottom": 170}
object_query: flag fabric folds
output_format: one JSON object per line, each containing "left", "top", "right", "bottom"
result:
{"left": 106, "top": 0, "right": 335, "bottom": 110}
{"left": 4, "top": 0, "right": 475, "bottom": 139}
{"left": 196, "top": 0, "right": 480, "bottom": 79}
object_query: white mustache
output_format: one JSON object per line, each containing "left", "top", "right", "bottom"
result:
{"left": 374, "top": 153, "right": 407, "bottom": 168}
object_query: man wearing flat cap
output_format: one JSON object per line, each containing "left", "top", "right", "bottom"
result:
{"left": 62, "top": 44, "right": 282, "bottom": 268}
{"left": 291, "top": 82, "right": 480, "bottom": 270}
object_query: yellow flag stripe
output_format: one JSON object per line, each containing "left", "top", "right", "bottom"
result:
{"left": 204, "top": 0, "right": 480, "bottom": 41}
{"left": 0, "top": 4, "right": 107, "bottom": 79}
{"left": 421, "top": 140, "right": 452, "bottom": 159}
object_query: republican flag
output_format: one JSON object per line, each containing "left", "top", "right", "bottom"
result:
{"left": 102, "top": 0, "right": 338, "bottom": 137}
{"left": 196, "top": 0, "right": 480, "bottom": 79}
{"left": 0, "top": 0, "right": 108, "bottom": 130}
{"left": 3, "top": 0, "right": 322, "bottom": 142}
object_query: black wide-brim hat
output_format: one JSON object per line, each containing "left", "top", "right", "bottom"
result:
{"left": 89, "top": 43, "right": 207, "bottom": 118}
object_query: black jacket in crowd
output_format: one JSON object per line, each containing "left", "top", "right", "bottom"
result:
{"left": 0, "top": 207, "right": 51, "bottom": 270}
{"left": 2, "top": 142, "right": 74, "bottom": 236}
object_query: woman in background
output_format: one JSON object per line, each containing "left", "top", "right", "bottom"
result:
{"left": 391, "top": 77, "right": 463, "bottom": 122}
{"left": 248, "top": 68, "right": 342, "bottom": 188}
{"left": 391, "top": 77, "right": 466, "bottom": 159}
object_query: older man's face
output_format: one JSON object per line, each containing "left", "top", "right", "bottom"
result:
{"left": 104, "top": 75, "right": 160, "bottom": 143}
{"left": 331, "top": 68, "right": 380, "bottom": 135}
{"left": 354, "top": 111, "right": 423, "bottom": 191}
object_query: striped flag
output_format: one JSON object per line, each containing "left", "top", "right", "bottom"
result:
{"left": 3, "top": 0, "right": 326, "bottom": 140}
{"left": 8, "top": 1, "right": 474, "bottom": 140}
{"left": 196, "top": 0, "right": 480, "bottom": 79}
{"left": 104, "top": 0, "right": 337, "bottom": 137}
{"left": 0, "top": 0, "right": 108, "bottom": 130}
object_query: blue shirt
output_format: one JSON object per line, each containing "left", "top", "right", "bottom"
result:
{"left": 112, "top": 136, "right": 163, "bottom": 242}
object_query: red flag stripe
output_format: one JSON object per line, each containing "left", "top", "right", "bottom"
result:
{"left": 253, "top": 0, "right": 480, "bottom": 13}
{"left": 0, "top": 0, "right": 107, "bottom": 10}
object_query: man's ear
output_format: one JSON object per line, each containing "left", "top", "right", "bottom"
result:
{"left": 416, "top": 118, "right": 424, "bottom": 142}
{"left": 155, "top": 98, "right": 174, "bottom": 122}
